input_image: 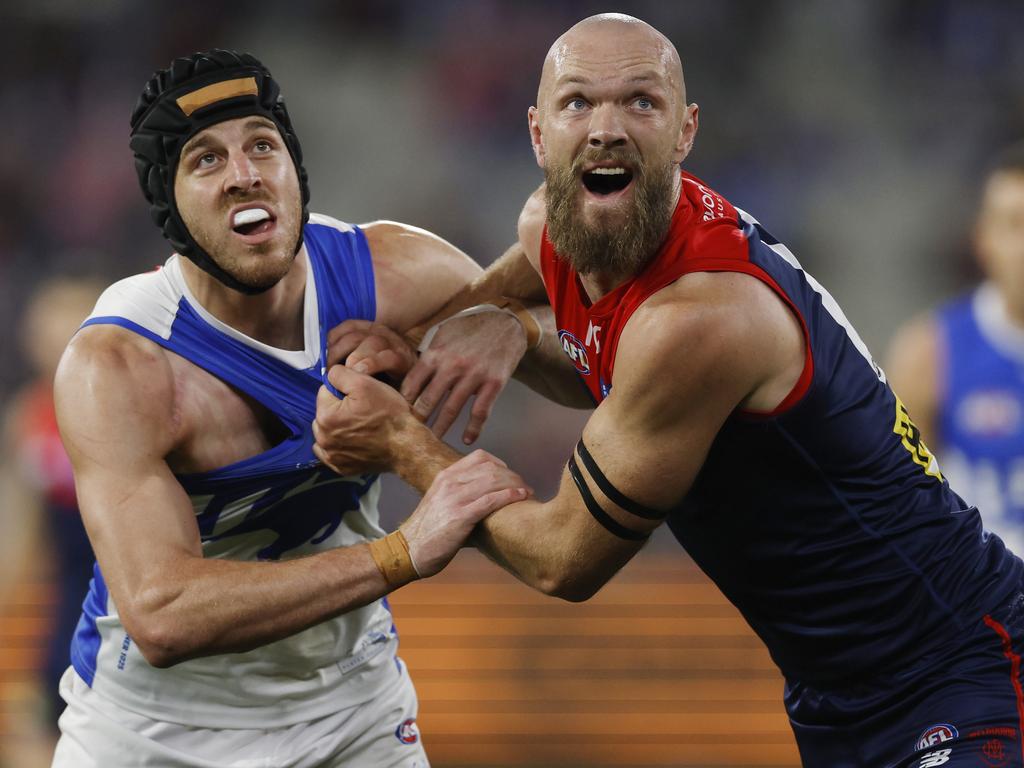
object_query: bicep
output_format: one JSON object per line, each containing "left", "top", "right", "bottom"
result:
{"left": 55, "top": 331, "right": 202, "bottom": 624}
{"left": 364, "top": 221, "right": 483, "bottom": 331}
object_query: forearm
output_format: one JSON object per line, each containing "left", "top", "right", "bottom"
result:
{"left": 513, "top": 305, "right": 595, "bottom": 408}
{"left": 126, "top": 541, "right": 397, "bottom": 667}
{"left": 473, "top": 495, "right": 643, "bottom": 601}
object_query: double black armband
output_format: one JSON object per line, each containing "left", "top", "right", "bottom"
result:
{"left": 566, "top": 439, "right": 668, "bottom": 541}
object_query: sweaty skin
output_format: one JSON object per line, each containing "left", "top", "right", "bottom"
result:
{"left": 56, "top": 117, "right": 528, "bottom": 668}
{"left": 314, "top": 14, "right": 805, "bottom": 599}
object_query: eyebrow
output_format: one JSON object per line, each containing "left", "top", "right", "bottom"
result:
{"left": 181, "top": 118, "right": 278, "bottom": 158}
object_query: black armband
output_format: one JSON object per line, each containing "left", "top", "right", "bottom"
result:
{"left": 575, "top": 440, "right": 666, "bottom": 521}
{"left": 568, "top": 455, "right": 649, "bottom": 542}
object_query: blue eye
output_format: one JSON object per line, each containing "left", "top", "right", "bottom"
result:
{"left": 566, "top": 98, "right": 588, "bottom": 111}
{"left": 635, "top": 97, "right": 653, "bottom": 110}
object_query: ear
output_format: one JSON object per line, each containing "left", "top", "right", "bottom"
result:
{"left": 674, "top": 103, "right": 699, "bottom": 164}
{"left": 528, "top": 106, "right": 546, "bottom": 168}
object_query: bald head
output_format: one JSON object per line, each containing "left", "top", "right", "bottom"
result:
{"left": 537, "top": 14, "right": 686, "bottom": 114}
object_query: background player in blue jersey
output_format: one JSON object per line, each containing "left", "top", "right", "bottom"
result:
{"left": 49, "top": 51, "right": 537, "bottom": 768}
{"left": 314, "top": 14, "right": 1024, "bottom": 768}
{"left": 888, "top": 143, "right": 1024, "bottom": 556}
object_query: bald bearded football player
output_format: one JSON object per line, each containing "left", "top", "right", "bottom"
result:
{"left": 314, "top": 14, "right": 1024, "bottom": 768}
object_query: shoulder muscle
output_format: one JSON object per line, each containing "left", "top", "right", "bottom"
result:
{"left": 361, "top": 220, "right": 482, "bottom": 331}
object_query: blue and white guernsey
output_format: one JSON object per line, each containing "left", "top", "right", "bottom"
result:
{"left": 71, "top": 214, "right": 397, "bottom": 728}
{"left": 938, "top": 283, "right": 1024, "bottom": 556}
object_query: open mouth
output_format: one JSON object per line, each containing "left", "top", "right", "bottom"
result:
{"left": 582, "top": 167, "right": 634, "bottom": 196}
{"left": 231, "top": 207, "right": 275, "bottom": 236}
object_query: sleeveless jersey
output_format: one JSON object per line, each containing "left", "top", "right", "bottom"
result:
{"left": 937, "top": 283, "right": 1024, "bottom": 556}
{"left": 540, "top": 171, "right": 1023, "bottom": 686}
{"left": 72, "top": 214, "right": 397, "bottom": 728}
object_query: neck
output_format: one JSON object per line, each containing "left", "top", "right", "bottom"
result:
{"left": 577, "top": 175, "right": 682, "bottom": 304}
{"left": 179, "top": 252, "right": 308, "bottom": 350}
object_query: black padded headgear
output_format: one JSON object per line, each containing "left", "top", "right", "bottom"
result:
{"left": 130, "top": 50, "right": 310, "bottom": 294}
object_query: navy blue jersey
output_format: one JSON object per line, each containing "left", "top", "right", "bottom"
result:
{"left": 937, "top": 285, "right": 1024, "bottom": 555}
{"left": 541, "top": 172, "right": 1023, "bottom": 688}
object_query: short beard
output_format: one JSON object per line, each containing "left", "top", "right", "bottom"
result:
{"left": 545, "top": 149, "right": 678, "bottom": 277}
{"left": 181, "top": 195, "right": 302, "bottom": 293}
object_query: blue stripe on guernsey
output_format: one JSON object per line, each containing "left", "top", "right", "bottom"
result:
{"left": 306, "top": 222, "right": 375, "bottom": 399}
{"left": 70, "top": 562, "right": 108, "bottom": 686}
{"left": 70, "top": 219, "right": 385, "bottom": 691}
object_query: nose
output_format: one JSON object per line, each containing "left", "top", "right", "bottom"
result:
{"left": 587, "top": 104, "right": 628, "bottom": 150}
{"left": 224, "top": 150, "right": 261, "bottom": 195}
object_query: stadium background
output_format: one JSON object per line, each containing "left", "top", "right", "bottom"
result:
{"left": 2, "top": 0, "right": 1024, "bottom": 766}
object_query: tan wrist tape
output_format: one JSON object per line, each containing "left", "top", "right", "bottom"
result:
{"left": 368, "top": 530, "right": 420, "bottom": 588}
{"left": 495, "top": 297, "right": 542, "bottom": 350}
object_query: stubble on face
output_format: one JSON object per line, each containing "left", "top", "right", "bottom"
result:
{"left": 174, "top": 119, "right": 303, "bottom": 293}
{"left": 180, "top": 189, "right": 302, "bottom": 293}
{"left": 544, "top": 147, "right": 678, "bottom": 277}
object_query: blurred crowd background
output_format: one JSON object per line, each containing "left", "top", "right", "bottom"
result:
{"left": 2, "top": 0, "right": 1024, "bottom": 766}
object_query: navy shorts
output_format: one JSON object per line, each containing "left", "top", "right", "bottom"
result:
{"left": 786, "top": 591, "right": 1024, "bottom": 767}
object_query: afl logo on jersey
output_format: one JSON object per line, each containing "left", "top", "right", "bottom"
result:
{"left": 559, "top": 329, "right": 591, "bottom": 375}
{"left": 916, "top": 723, "right": 958, "bottom": 752}
{"left": 395, "top": 717, "right": 420, "bottom": 744}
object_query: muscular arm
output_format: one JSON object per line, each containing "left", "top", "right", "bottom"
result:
{"left": 471, "top": 272, "right": 802, "bottom": 598}
{"left": 321, "top": 271, "right": 805, "bottom": 599}
{"left": 57, "top": 326, "right": 519, "bottom": 668}
{"left": 884, "top": 313, "right": 942, "bottom": 447}
{"left": 400, "top": 187, "right": 592, "bottom": 411}
{"left": 343, "top": 210, "right": 587, "bottom": 446}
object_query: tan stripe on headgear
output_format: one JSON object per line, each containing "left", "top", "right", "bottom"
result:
{"left": 175, "top": 77, "right": 258, "bottom": 117}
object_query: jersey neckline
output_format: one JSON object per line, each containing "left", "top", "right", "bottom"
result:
{"left": 165, "top": 251, "right": 321, "bottom": 370}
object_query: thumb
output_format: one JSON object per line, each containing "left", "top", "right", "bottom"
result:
{"left": 325, "top": 363, "right": 370, "bottom": 397}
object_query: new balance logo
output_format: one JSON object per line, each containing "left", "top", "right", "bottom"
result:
{"left": 919, "top": 749, "right": 952, "bottom": 767}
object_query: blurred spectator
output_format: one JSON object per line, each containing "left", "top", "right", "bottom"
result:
{"left": 1, "top": 277, "right": 103, "bottom": 733}
{"left": 887, "top": 142, "right": 1024, "bottom": 553}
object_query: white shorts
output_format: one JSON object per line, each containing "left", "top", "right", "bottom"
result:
{"left": 51, "top": 658, "right": 429, "bottom": 768}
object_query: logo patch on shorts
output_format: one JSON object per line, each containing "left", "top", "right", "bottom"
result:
{"left": 982, "top": 737, "right": 1008, "bottom": 767}
{"left": 919, "top": 749, "right": 952, "bottom": 767}
{"left": 395, "top": 717, "right": 419, "bottom": 745}
{"left": 558, "top": 330, "right": 591, "bottom": 375}
{"left": 916, "top": 723, "right": 958, "bottom": 751}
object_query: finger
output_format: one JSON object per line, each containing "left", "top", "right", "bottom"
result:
{"left": 444, "top": 449, "right": 498, "bottom": 475}
{"left": 431, "top": 377, "right": 479, "bottom": 439}
{"left": 327, "top": 319, "right": 373, "bottom": 347}
{"left": 401, "top": 359, "right": 436, "bottom": 403}
{"left": 353, "top": 349, "right": 409, "bottom": 377}
{"left": 316, "top": 384, "right": 343, "bottom": 414}
{"left": 328, "top": 331, "right": 370, "bottom": 367}
{"left": 312, "top": 442, "right": 343, "bottom": 475}
{"left": 462, "top": 380, "right": 502, "bottom": 445}
{"left": 326, "top": 363, "right": 371, "bottom": 396}
{"left": 344, "top": 335, "right": 390, "bottom": 369}
{"left": 465, "top": 487, "right": 529, "bottom": 520}
{"left": 413, "top": 369, "right": 459, "bottom": 423}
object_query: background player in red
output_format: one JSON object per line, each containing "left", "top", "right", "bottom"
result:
{"left": 0, "top": 278, "right": 102, "bottom": 761}
{"left": 315, "top": 13, "right": 1024, "bottom": 768}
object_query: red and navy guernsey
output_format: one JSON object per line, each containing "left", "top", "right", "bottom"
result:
{"left": 540, "top": 170, "right": 1023, "bottom": 687}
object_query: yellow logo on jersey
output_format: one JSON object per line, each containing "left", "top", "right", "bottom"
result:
{"left": 893, "top": 395, "right": 943, "bottom": 481}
